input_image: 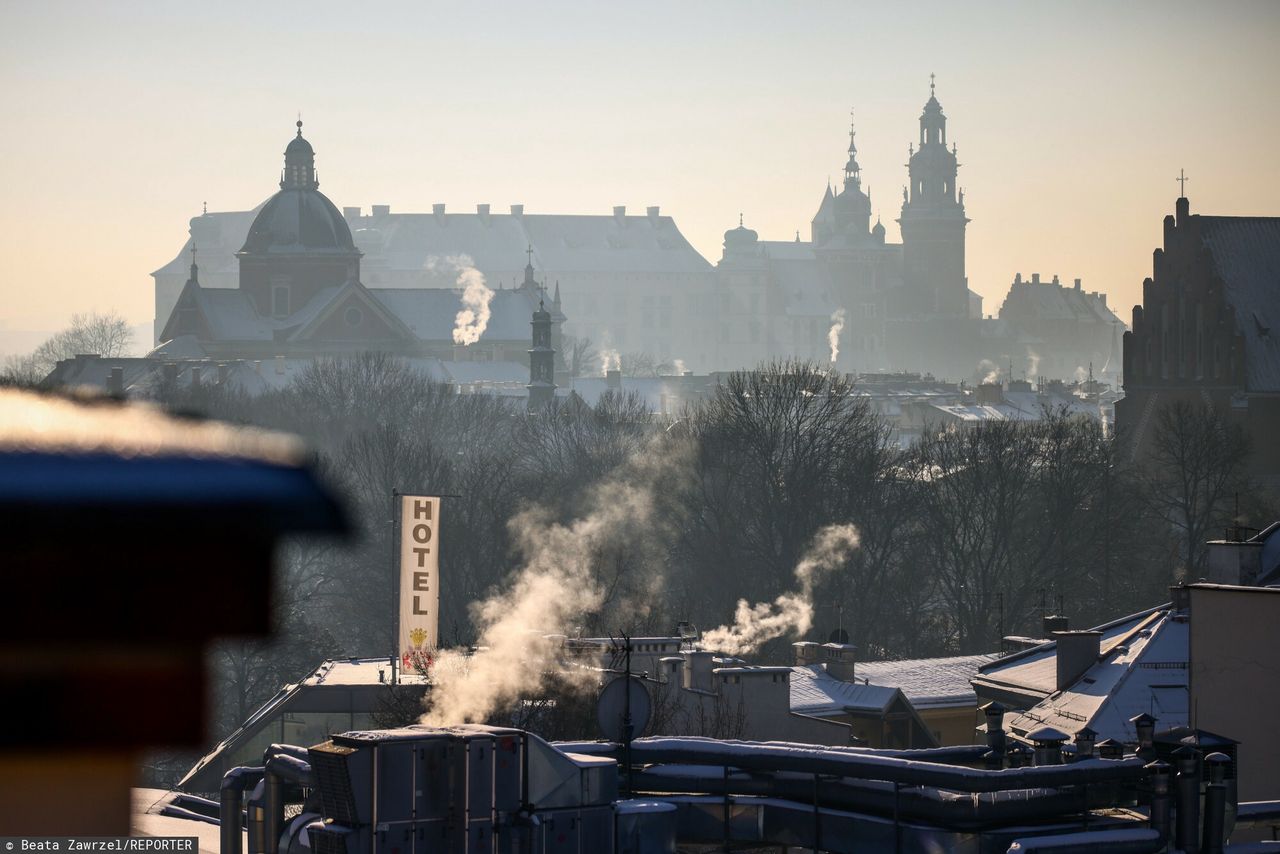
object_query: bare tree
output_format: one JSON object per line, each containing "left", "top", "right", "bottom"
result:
{"left": 30, "top": 311, "right": 135, "bottom": 377}
{"left": 562, "top": 335, "right": 598, "bottom": 378}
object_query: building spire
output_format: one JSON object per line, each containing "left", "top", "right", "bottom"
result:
{"left": 281, "top": 118, "right": 318, "bottom": 190}
{"left": 188, "top": 243, "right": 200, "bottom": 285}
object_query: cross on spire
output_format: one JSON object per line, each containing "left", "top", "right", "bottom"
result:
{"left": 1177, "top": 168, "right": 1189, "bottom": 197}
{"left": 526, "top": 244, "right": 534, "bottom": 265}
{"left": 739, "top": 212, "right": 744, "bottom": 227}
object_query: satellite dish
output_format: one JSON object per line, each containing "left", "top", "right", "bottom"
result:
{"left": 596, "top": 676, "right": 651, "bottom": 742}
{"left": 828, "top": 628, "right": 850, "bottom": 644}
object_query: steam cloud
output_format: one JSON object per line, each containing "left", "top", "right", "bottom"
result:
{"left": 421, "top": 443, "right": 685, "bottom": 726}
{"left": 426, "top": 254, "right": 494, "bottom": 346}
{"left": 600, "top": 348, "right": 621, "bottom": 375}
{"left": 828, "top": 309, "right": 846, "bottom": 363}
{"left": 977, "top": 359, "right": 1000, "bottom": 385}
{"left": 1026, "top": 350, "right": 1041, "bottom": 380}
{"left": 700, "top": 524, "right": 860, "bottom": 656}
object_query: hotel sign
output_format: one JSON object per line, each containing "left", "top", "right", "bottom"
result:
{"left": 398, "top": 494, "right": 440, "bottom": 671}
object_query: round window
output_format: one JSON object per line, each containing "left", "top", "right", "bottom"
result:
{"left": 344, "top": 307, "right": 363, "bottom": 327}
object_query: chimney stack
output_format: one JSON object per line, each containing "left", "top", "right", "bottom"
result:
{"left": 646, "top": 205, "right": 661, "bottom": 223}
{"left": 606, "top": 369, "right": 622, "bottom": 390}
{"left": 371, "top": 204, "right": 391, "bottom": 218}
{"left": 432, "top": 203, "right": 446, "bottom": 223}
{"left": 793, "top": 641, "right": 821, "bottom": 666}
{"left": 613, "top": 205, "right": 626, "bottom": 224}
{"left": 1052, "top": 630, "right": 1101, "bottom": 691}
{"left": 510, "top": 204, "right": 524, "bottom": 217}
{"left": 822, "top": 643, "right": 857, "bottom": 681}
{"left": 477, "top": 203, "right": 490, "bottom": 224}
{"left": 107, "top": 366, "right": 124, "bottom": 396}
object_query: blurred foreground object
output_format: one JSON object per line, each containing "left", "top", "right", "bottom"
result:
{"left": 0, "top": 388, "right": 346, "bottom": 833}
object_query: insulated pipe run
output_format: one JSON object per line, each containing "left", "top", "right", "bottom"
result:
{"left": 262, "top": 746, "right": 314, "bottom": 854}
{"left": 219, "top": 766, "right": 265, "bottom": 854}
{"left": 626, "top": 737, "right": 1145, "bottom": 792}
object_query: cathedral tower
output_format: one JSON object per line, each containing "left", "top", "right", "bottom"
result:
{"left": 527, "top": 296, "right": 557, "bottom": 411}
{"left": 811, "top": 114, "right": 873, "bottom": 246}
{"left": 897, "top": 78, "right": 969, "bottom": 317}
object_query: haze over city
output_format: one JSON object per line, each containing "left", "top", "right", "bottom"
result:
{"left": 2, "top": 0, "right": 1278, "bottom": 348}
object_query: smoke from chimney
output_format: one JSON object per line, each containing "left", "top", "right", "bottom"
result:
{"left": 421, "top": 439, "right": 690, "bottom": 725}
{"left": 701, "top": 524, "right": 859, "bottom": 655}
{"left": 426, "top": 254, "right": 494, "bottom": 346}
{"left": 828, "top": 308, "right": 846, "bottom": 363}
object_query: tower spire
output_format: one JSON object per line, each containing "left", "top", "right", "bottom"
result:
{"left": 281, "top": 118, "right": 318, "bottom": 190}
{"left": 187, "top": 243, "right": 200, "bottom": 285}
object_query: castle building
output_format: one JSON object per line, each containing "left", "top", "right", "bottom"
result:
{"left": 714, "top": 82, "right": 984, "bottom": 376}
{"left": 157, "top": 123, "right": 560, "bottom": 366}
{"left": 1116, "top": 193, "right": 1280, "bottom": 482}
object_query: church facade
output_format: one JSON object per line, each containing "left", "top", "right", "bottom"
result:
{"left": 158, "top": 122, "right": 562, "bottom": 367}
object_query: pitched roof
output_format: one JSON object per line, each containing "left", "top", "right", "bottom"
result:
{"left": 1000, "top": 610, "right": 1188, "bottom": 745}
{"left": 998, "top": 280, "right": 1122, "bottom": 326}
{"left": 1198, "top": 216, "right": 1280, "bottom": 392}
{"left": 855, "top": 653, "right": 998, "bottom": 709}
{"left": 789, "top": 664, "right": 901, "bottom": 715}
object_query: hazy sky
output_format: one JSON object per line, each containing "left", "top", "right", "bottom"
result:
{"left": 1, "top": 1, "right": 1276, "bottom": 352}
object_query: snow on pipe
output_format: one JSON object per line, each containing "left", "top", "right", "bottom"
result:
{"left": 555, "top": 739, "right": 991, "bottom": 764}
{"left": 219, "top": 766, "right": 264, "bottom": 854}
{"left": 631, "top": 766, "right": 1129, "bottom": 829}
{"left": 623, "top": 736, "right": 1147, "bottom": 793}
{"left": 1005, "top": 828, "right": 1164, "bottom": 854}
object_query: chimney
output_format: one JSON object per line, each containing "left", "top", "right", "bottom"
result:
{"left": 606, "top": 369, "right": 621, "bottom": 390}
{"left": 1073, "top": 277, "right": 1082, "bottom": 290}
{"left": 1042, "top": 614, "right": 1069, "bottom": 634}
{"left": 822, "top": 642, "right": 857, "bottom": 682}
{"left": 684, "top": 650, "right": 714, "bottom": 691}
{"left": 371, "top": 204, "right": 391, "bottom": 218}
{"left": 107, "top": 366, "right": 124, "bottom": 396}
{"left": 477, "top": 203, "right": 490, "bottom": 224}
{"left": 1170, "top": 584, "right": 1191, "bottom": 613}
{"left": 1205, "top": 534, "right": 1264, "bottom": 585}
{"left": 1052, "top": 630, "right": 1101, "bottom": 691}
{"left": 1052, "top": 274, "right": 1060, "bottom": 286}
{"left": 432, "top": 203, "right": 446, "bottom": 223}
{"left": 510, "top": 204, "right": 524, "bottom": 217}
{"left": 1029, "top": 726, "right": 1069, "bottom": 766}
{"left": 1031, "top": 272, "right": 1041, "bottom": 285}
{"left": 646, "top": 205, "right": 661, "bottom": 223}
{"left": 1014, "top": 272, "right": 1022, "bottom": 285}
{"left": 343, "top": 206, "right": 362, "bottom": 222}
{"left": 793, "top": 641, "right": 821, "bottom": 666}
{"left": 976, "top": 381, "right": 1002, "bottom": 406}
{"left": 613, "top": 205, "right": 627, "bottom": 224}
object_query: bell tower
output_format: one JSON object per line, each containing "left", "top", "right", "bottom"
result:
{"left": 527, "top": 296, "right": 556, "bottom": 411}
{"left": 897, "top": 76, "right": 969, "bottom": 317}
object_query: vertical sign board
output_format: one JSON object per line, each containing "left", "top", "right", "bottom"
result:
{"left": 398, "top": 495, "right": 441, "bottom": 671}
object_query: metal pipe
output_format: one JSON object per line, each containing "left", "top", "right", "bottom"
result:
{"left": 260, "top": 746, "right": 312, "bottom": 854}
{"left": 219, "top": 766, "right": 264, "bottom": 854}
{"left": 1202, "top": 752, "right": 1230, "bottom": 854}
{"left": 1173, "top": 745, "right": 1201, "bottom": 854}
{"left": 1146, "top": 760, "right": 1171, "bottom": 843}
{"left": 626, "top": 737, "right": 1145, "bottom": 793}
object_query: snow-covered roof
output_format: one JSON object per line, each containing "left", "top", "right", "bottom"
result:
{"left": 789, "top": 664, "right": 901, "bottom": 716}
{"left": 855, "top": 653, "right": 998, "bottom": 710}
{"left": 1001, "top": 610, "right": 1188, "bottom": 745}
{"left": 973, "top": 606, "right": 1165, "bottom": 706}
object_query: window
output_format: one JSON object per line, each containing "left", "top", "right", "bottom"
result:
{"left": 344, "top": 306, "right": 364, "bottom": 327}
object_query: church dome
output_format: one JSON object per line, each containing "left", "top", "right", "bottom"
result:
{"left": 240, "top": 188, "right": 357, "bottom": 254}
{"left": 239, "top": 121, "right": 358, "bottom": 256}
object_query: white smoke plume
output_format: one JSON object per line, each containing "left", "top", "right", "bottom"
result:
{"left": 700, "top": 524, "right": 860, "bottom": 656}
{"left": 828, "top": 309, "right": 846, "bottom": 364}
{"left": 673, "top": 359, "right": 687, "bottom": 376}
{"left": 1026, "top": 350, "right": 1041, "bottom": 380}
{"left": 421, "top": 442, "right": 687, "bottom": 726}
{"left": 425, "top": 254, "right": 493, "bottom": 346}
{"left": 600, "top": 348, "right": 621, "bottom": 375}
{"left": 977, "top": 359, "right": 1000, "bottom": 385}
